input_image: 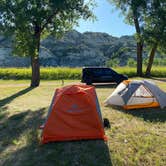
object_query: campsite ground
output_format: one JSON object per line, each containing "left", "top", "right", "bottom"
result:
{"left": 0, "top": 78, "right": 166, "bottom": 166}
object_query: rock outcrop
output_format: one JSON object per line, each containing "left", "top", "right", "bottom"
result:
{"left": 0, "top": 30, "right": 139, "bottom": 67}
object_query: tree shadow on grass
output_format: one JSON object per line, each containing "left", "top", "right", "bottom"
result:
{"left": 3, "top": 139, "right": 112, "bottom": 166}
{"left": 1, "top": 108, "right": 112, "bottom": 166}
{"left": 0, "top": 107, "right": 46, "bottom": 155}
{"left": 110, "top": 106, "right": 166, "bottom": 122}
{"left": 0, "top": 87, "right": 35, "bottom": 107}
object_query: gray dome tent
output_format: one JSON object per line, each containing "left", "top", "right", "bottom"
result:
{"left": 105, "top": 80, "right": 166, "bottom": 110}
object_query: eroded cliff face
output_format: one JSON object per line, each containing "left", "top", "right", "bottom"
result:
{"left": 0, "top": 30, "right": 137, "bottom": 67}
{"left": 0, "top": 35, "right": 30, "bottom": 67}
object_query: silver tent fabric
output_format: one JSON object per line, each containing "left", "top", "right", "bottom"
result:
{"left": 120, "top": 81, "right": 142, "bottom": 104}
{"left": 105, "top": 79, "right": 166, "bottom": 109}
{"left": 143, "top": 80, "right": 166, "bottom": 108}
{"left": 119, "top": 80, "right": 166, "bottom": 108}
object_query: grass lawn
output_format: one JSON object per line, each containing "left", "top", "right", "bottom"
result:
{"left": 0, "top": 78, "right": 166, "bottom": 166}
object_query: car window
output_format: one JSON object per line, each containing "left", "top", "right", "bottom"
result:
{"left": 93, "top": 69, "right": 103, "bottom": 76}
{"left": 102, "top": 68, "right": 114, "bottom": 75}
{"left": 108, "top": 69, "right": 117, "bottom": 75}
{"left": 84, "top": 68, "right": 117, "bottom": 76}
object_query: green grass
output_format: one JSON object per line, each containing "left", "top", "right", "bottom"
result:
{"left": 0, "top": 66, "right": 166, "bottom": 80}
{"left": 0, "top": 79, "right": 166, "bottom": 166}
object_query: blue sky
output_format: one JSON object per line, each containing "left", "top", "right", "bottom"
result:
{"left": 74, "top": 0, "right": 135, "bottom": 37}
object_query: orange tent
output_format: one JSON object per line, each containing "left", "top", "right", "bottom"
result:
{"left": 41, "top": 84, "right": 105, "bottom": 144}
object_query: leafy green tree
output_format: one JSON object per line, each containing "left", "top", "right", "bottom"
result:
{"left": 144, "top": 0, "right": 166, "bottom": 76}
{"left": 0, "top": 0, "right": 93, "bottom": 87}
{"left": 105, "top": 58, "right": 120, "bottom": 67}
{"left": 108, "top": 0, "right": 147, "bottom": 76}
{"left": 127, "top": 58, "right": 137, "bottom": 67}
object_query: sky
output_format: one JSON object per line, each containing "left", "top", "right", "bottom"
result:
{"left": 74, "top": 0, "right": 135, "bottom": 37}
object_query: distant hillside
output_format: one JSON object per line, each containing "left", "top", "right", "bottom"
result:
{"left": 0, "top": 30, "right": 161, "bottom": 67}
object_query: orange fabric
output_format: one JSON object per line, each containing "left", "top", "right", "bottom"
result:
{"left": 41, "top": 84, "right": 105, "bottom": 144}
{"left": 123, "top": 101, "right": 160, "bottom": 110}
{"left": 123, "top": 80, "right": 132, "bottom": 85}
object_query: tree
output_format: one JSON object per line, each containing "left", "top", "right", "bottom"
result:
{"left": 144, "top": 0, "right": 166, "bottom": 76}
{"left": 108, "top": 0, "right": 147, "bottom": 76}
{"left": 0, "top": 0, "right": 93, "bottom": 87}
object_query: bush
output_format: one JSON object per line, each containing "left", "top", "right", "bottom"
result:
{"left": 127, "top": 58, "right": 137, "bottom": 67}
{"left": 114, "top": 67, "right": 137, "bottom": 77}
{"left": 0, "top": 67, "right": 82, "bottom": 80}
{"left": 105, "top": 59, "right": 120, "bottom": 67}
{"left": 0, "top": 66, "right": 165, "bottom": 80}
{"left": 150, "top": 66, "right": 166, "bottom": 77}
{"left": 143, "top": 58, "right": 166, "bottom": 66}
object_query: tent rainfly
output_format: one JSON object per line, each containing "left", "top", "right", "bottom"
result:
{"left": 41, "top": 84, "right": 106, "bottom": 144}
{"left": 105, "top": 80, "right": 166, "bottom": 110}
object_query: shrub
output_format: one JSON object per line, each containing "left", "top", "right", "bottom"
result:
{"left": 105, "top": 59, "right": 120, "bottom": 67}
{"left": 0, "top": 67, "right": 81, "bottom": 80}
{"left": 0, "top": 66, "right": 165, "bottom": 80}
{"left": 127, "top": 58, "right": 137, "bottom": 67}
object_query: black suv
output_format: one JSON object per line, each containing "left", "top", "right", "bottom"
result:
{"left": 81, "top": 67, "right": 128, "bottom": 85}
